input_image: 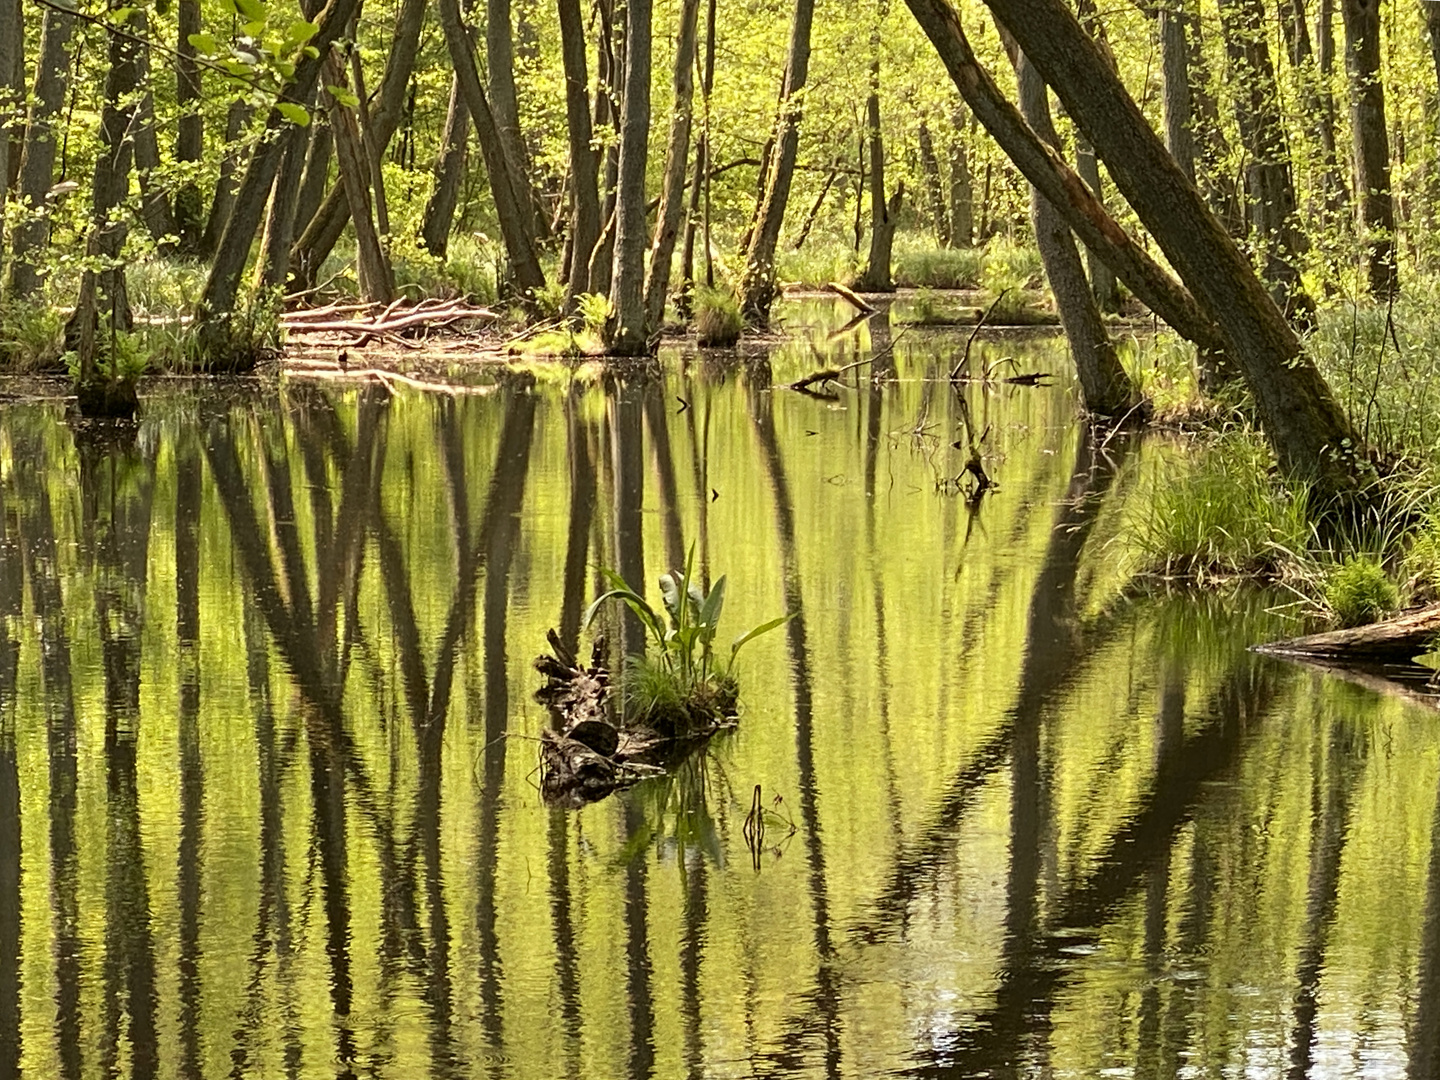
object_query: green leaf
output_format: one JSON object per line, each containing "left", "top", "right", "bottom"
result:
{"left": 303, "top": 44, "right": 319, "bottom": 58}
{"left": 659, "top": 572, "right": 682, "bottom": 624}
{"left": 111, "top": 6, "right": 136, "bottom": 24}
{"left": 284, "top": 18, "right": 319, "bottom": 45}
{"left": 276, "top": 102, "right": 310, "bottom": 127}
{"left": 233, "top": 0, "right": 267, "bottom": 22}
{"left": 698, "top": 575, "right": 726, "bottom": 631}
{"left": 242, "top": 19, "right": 265, "bottom": 36}
{"left": 187, "top": 31, "right": 220, "bottom": 53}
{"left": 730, "top": 613, "right": 797, "bottom": 663}
{"left": 275, "top": 59, "right": 295, "bottom": 79}
{"left": 326, "top": 84, "right": 360, "bottom": 108}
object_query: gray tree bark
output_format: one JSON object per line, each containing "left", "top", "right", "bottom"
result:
{"left": 935, "top": 0, "right": 1369, "bottom": 508}
{"left": 643, "top": 0, "right": 700, "bottom": 331}
{"left": 174, "top": 0, "right": 205, "bottom": 253}
{"left": 1340, "top": 0, "right": 1396, "bottom": 297}
{"left": 854, "top": 42, "right": 900, "bottom": 293}
{"left": 421, "top": 75, "right": 469, "bottom": 258}
{"left": 437, "top": 0, "right": 545, "bottom": 295}
{"left": 558, "top": 0, "right": 600, "bottom": 300}
{"left": 1011, "top": 41, "right": 1133, "bottom": 415}
{"left": 0, "top": 0, "right": 21, "bottom": 217}
{"left": 605, "top": 0, "right": 653, "bottom": 354}
{"left": 949, "top": 107, "right": 974, "bottom": 246}
{"left": 1158, "top": 3, "right": 1193, "bottom": 180}
{"left": 324, "top": 52, "right": 395, "bottom": 303}
{"left": 487, "top": 0, "right": 542, "bottom": 243}
{"left": 200, "top": 98, "right": 252, "bottom": 261}
{"left": 737, "top": 0, "right": 816, "bottom": 323}
{"left": 131, "top": 12, "right": 177, "bottom": 249}
{"left": 6, "top": 3, "right": 75, "bottom": 298}
{"left": 918, "top": 120, "right": 951, "bottom": 246}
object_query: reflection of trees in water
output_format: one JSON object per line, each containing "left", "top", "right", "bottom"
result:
{"left": 0, "top": 467, "right": 22, "bottom": 1080}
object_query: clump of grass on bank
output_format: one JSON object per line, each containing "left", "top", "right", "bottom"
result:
{"left": 0, "top": 300, "right": 66, "bottom": 371}
{"left": 1324, "top": 557, "right": 1398, "bottom": 627}
{"left": 893, "top": 245, "right": 986, "bottom": 289}
{"left": 695, "top": 286, "right": 743, "bottom": 346}
{"left": 516, "top": 291, "right": 610, "bottom": 357}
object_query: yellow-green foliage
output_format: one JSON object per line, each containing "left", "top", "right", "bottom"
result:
{"left": 0, "top": 300, "right": 65, "bottom": 372}
{"left": 1324, "top": 556, "right": 1398, "bottom": 628}
{"left": 694, "top": 286, "right": 743, "bottom": 346}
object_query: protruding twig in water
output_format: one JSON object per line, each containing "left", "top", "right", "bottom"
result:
{"left": 785, "top": 327, "right": 911, "bottom": 392}
{"left": 949, "top": 289, "right": 1009, "bottom": 382}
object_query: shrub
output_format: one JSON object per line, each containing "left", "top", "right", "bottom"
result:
{"left": 0, "top": 300, "right": 65, "bottom": 372}
{"left": 1324, "top": 556, "right": 1398, "bottom": 628}
{"left": 694, "top": 286, "right": 743, "bottom": 347}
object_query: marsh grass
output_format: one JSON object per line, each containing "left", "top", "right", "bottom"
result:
{"left": 694, "top": 286, "right": 743, "bottom": 346}
{"left": 0, "top": 300, "right": 66, "bottom": 371}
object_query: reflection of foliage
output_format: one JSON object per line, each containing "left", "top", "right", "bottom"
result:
{"left": 619, "top": 755, "right": 727, "bottom": 866}
{"left": 741, "top": 784, "right": 797, "bottom": 870}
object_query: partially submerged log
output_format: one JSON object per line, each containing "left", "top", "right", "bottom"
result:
{"left": 1254, "top": 602, "right": 1440, "bottom": 663}
{"left": 535, "top": 629, "right": 730, "bottom": 808}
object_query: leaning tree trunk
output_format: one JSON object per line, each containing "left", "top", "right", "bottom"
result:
{"left": 1339, "top": 0, "right": 1396, "bottom": 298}
{"left": 931, "top": 0, "right": 1370, "bottom": 510}
{"left": 1216, "top": 0, "right": 1314, "bottom": 319}
{"left": 199, "top": 98, "right": 252, "bottom": 261}
{"left": 436, "top": 0, "right": 545, "bottom": 297}
{"left": 287, "top": 0, "right": 425, "bottom": 290}
{"left": 255, "top": 119, "right": 320, "bottom": 291}
{"left": 1072, "top": 0, "right": 1119, "bottom": 311}
{"left": 421, "top": 75, "right": 469, "bottom": 258}
{"left": 173, "top": 0, "right": 205, "bottom": 253}
{"left": 604, "top": 0, "right": 653, "bottom": 354}
{"left": 643, "top": 0, "right": 700, "bottom": 332}
{"left": 6, "top": 2, "right": 75, "bottom": 299}
{"left": 131, "top": 12, "right": 177, "bottom": 250}
{"left": 195, "top": 0, "right": 362, "bottom": 353}
{"left": 737, "top": 0, "right": 817, "bottom": 323}
{"left": 487, "top": 0, "right": 542, "bottom": 244}
{"left": 1011, "top": 39, "right": 1133, "bottom": 415}
{"left": 854, "top": 43, "right": 900, "bottom": 293}
{"left": 558, "top": 0, "right": 600, "bottom": 300}
{"left": 889, "top": 5, "right": 1230, "bottom": 360}
{"left": 323, "top": 51, "right": 395, "bottom": 303}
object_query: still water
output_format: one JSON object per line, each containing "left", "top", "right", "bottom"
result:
{"left": 1, "top": 303, "right": 1438, "bottom": 1079}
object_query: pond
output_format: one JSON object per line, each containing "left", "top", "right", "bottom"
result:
{"left": 1, "top": 299, "right": 1437, "bottom": 1079}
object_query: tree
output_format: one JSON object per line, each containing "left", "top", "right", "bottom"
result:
{"left": 1340, "top": 0, "right": 1396, "bottom": 297}
{"left": 854, "top": 3, "right": 903, "bottom": 293}
{"left": 557, "top": 0, "right": 600, "bottom": 300}
{"left": 643, "top": 0, "right": 700, "bottom": 332}
{"left": 604, "top": 0, "right": 654, "bottom": 354}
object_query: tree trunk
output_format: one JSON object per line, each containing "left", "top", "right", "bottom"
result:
{"left": 195, "top": 0, "right": 362, "bottom": 348}
{"left": 1216, "top": 0, "right": 1313, "bottom": 319}
{"left": 324, "top": 52, "right": 395, "bottom": 303}
{"left": 737, "top": 0, "right": 817, "bottom": 323}
{"left": 918, "top": 121, "right": 951, "bottom": 246}
{"left": 421, "top": 75, "right": 469, "bottom": 258}
{"left": 604, "top": 0, "right": 653, "bottom": 354}
{"left": 643, "top": 0, "right": 700, "bottom": 332}
{"left": 174, "top": 0, "right": 205, "bottom": 253}
{"left": 131, "top": 13, "right": 177, "bottom": 250}
{"left": 943, "top": 0, "right": 1369, "bottom": 508}
{"left": 588, "top": 0, "right": 621, "bottom": 298}
{"left": 892, "top": 5, "right": 1230, "bottom": 358}
{"left": 255, "top": 126, "right": 316, "bottom": 292}
{"left": 1074, "top": 141, "right": 1118, "bottom": 311}
{"left": 1278, "top": 0, "right": 1348, "bottom": 222}
{"left": 0, "top": 0, "right": 20, "bottom": 216}
{"left": 294, "top": 117, "right": 333, "bottom": 245}
{"left": 200, "top": 98, "right": 252, "bottom": 261}
{"left": 6, "top": 3, "right": 75, "bottom": 299}
{"left": 436, "top": 0, "right": 545, "bottom": 296}
{"left": 1157, "top": 3, "right": 1193, "bottom": 180}
{"left": 700, "top": 0, "right": 716, "bottom": 288}
{"left": 558, "top": 0, "right": 600, "bottom": 300}
{"left": 949, "top": 107, "right": 974, "bottom": 246}
{"left": 487, "top": 0, "right": 542, "bottom": 243}
{"left": 1011, "top": 41, "right": 1132, "bottom": 415}
{"left": 287, "top": 0, "right": 426, "bottom": 289}
{"left": 855, "top": 45, "right": 899, "bottom": 293}
{"left": 1339, "top": 0, "right": 1396, "bottom": 297}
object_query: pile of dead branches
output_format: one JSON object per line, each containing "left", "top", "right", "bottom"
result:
{"left": 281, "top": 296, "right": 497, "bottom": 350}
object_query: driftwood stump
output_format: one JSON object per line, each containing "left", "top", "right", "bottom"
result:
{"left": 535, "top": 630, "right": 728, "bottom": 808}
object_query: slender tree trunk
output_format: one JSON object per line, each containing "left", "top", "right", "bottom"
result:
{"left": 936, "top": 0, "right": 1369, "bottom": 508}
{"left": 1217, "top": 0, "right": 1313, "bottom": 318}
{"left": 256, "top": 123, "right": 319, "bottom": 291}
{"left": 791, "top": 161, "right": 838, "bottom": 251}
{"left": 605, "top": 0, "right": 653, "bottom": 354}
{"left": 1073, "top": 142, "right": 1119, "bottom": 309}
{"left": 324, "top": 52, "right": 395, "bottom": 303}
{"left": 558, "top": 0, "right": 600, "bottom": 300}
{"left": 855, "top": 40, "right": 900, "bottom": 293}
{"left": 294, "top": 117, "right": 333, "bottom": 242}
{"left": 287, "top": 0, "right": 426, "bottom": 289}
{"left": 487, "top": 0, "right": 542, "bottom": 242}
{"left": 436, "top": 0, "right": 545, "bottom": 295}
{"left": 0, "top": 0, "right": 20, "bottom": 215}
{"left": 1340, "top": 0, "right": 1396, "bottom": 297}
{"left": 422, "top": 75, "right": 469, "bottom": 257}
{"left": 1279, "top": 0, "right": 1347, "bottom": 219}
{"left": 918, "top": 121, "right": 951, "bottom": 246}
{"left": 1158, "top": 2, "right": 1194, "bottom": 180}
{"left": 737, "top": 0, "right": 817, "bottom": 323}
{"left": 949, "top": 107, "right": 974, "bottom": 246}
{"left": 196, "top": 0, "right": 363, "bottom": 349}
{"left": 6, "top": 3, "right": 75, "bottom": 298}
{"left": 200, "top": 98, "right": 252, "bottom": 261}
{"left": 174, "top": 0, "right": 204, "bottom": 253}
{"left": 131, "top": 13, "right": 177, "bottom": 249}
{"left": 679, "top": 134, "right": 705, "bottom": 311}
{"left": 1011, "top": 40, "right": 1132, "bottom": 415}
{"left": 643, "top": 0, "right": 700, "bottom": 332}
{"left": 588, "top": 0, "right": 621, "bottom": 297}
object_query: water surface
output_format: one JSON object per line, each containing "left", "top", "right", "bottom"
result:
{"left": 1, "top": 303, "right": 1437, "bottom": 1079}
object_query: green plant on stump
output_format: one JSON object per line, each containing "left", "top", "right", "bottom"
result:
{"left": 694, "top": 286, "right": 743, "bottom": 347}
{"left": 188, "top": 288, "right": 281, "bottom": 373}
{"left": 66, "top": 322, "right": 146, "bottom": 419}
{"left": 584, "top": 550, "right": 793, "bottom": 737}
{"left": 1324, "top": 556, "right": 1398, "bottom": 628}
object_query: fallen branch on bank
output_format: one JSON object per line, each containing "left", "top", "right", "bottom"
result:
{"left": 281, "top": 297, "right": 497, "bottom": 345}
{"left": 1253, "top": 602, "right": 1440, "bottom": 662}
{"left": 825, "top": 281, "right": 878, "bottom": 315}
